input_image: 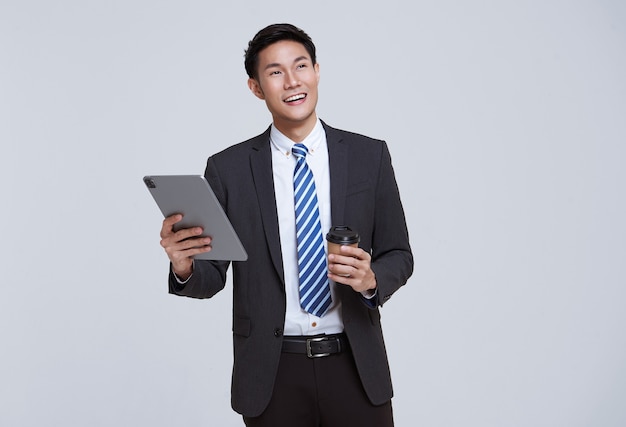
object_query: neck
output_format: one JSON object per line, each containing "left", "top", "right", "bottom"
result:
{"left": 273, "top": 114, "right": 318, "bottom": 142}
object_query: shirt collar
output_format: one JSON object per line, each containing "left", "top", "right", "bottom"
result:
{"left": 270, "top": 119, "right": 324, "bottom": 157}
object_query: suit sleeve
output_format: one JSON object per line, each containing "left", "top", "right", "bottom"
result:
{"left": 368, "top": 142, "right": 413, "bottom": 307}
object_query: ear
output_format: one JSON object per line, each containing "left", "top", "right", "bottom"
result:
{"left": 314, "top": 62, "right": 320, "bottom": 84}
{"left": 248, "top": 78, "right": 265, "bottom": 100}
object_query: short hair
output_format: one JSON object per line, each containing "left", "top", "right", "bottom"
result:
{"left": 244, "top": 23, "right": 317, "bottom": 80}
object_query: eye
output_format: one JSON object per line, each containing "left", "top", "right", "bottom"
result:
{"left": 269, "top": 70, "right": 282, "bottom": 76}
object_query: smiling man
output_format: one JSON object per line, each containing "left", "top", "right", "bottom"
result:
{"left": 159, "top": 23, "right": 413, "bottom": 427}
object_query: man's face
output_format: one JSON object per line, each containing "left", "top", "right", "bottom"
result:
{"left": 248, "top": 40, "right": 320, "bottom": 134}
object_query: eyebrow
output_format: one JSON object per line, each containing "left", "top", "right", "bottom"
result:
{"left": 263, "top": 55, "right": 310, "bottom": 71}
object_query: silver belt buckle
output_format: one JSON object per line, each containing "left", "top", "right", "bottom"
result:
{"left": 306, "top": 336, "right": 331, "bottom": 358}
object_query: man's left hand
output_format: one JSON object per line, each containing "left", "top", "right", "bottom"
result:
{"left": 327, "top": 245, "right": 377, "bottom": 293}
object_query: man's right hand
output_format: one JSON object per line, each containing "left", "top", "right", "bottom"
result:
{"left": 160, "top": 214, "right": 212, "bottom": 280}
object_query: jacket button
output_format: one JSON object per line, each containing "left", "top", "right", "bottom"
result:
{"left": 274, "top": 328, "right": 283, "bottom": 337}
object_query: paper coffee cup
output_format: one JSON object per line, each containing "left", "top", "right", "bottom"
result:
{"left": 326, "top": 225, "right": 360, "bottom": 256}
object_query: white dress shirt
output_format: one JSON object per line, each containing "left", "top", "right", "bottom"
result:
{"left": 270, "top": 120, "right": 344, "bottom": 336}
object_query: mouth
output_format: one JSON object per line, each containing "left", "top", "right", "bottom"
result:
{"left": 284, "top": 93, "right": 307, "bottom": 103}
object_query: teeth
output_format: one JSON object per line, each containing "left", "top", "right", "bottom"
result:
{"left": 285, "top": 94, "right": 306, "bottom": 102}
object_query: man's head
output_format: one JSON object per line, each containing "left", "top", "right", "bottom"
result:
{"left": 245, "top": 24, "right": 321, "bottom": 141}
{"left": 244, "top": 23, "right": 317, "bottom": 80}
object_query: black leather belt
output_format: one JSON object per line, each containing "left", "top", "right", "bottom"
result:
{"left": 282, "top": 334, "right": 348, "bottom": 358}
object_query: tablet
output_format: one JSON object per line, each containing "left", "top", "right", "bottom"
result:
{"left": 143, "top": 175, "right": 248, "bottom": 261}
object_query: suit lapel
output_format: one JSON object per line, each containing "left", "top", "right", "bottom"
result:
{"left": 249, "top": 129, "right": 285, "bottom": 287}
{"left": 324, "top": 122, "right": 348, "bottom": 226}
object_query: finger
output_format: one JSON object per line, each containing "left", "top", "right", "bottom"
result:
{"left": 339, "top": 245, "right": 370, "bottom": 261}
{"left": 328, "top": 253, "right": 351, "bottom": 265}
{"left": 328, "top": 271, "right": 360, "bottom": 289}
{"left": 162, "top": 233, "right": 211, "bottom": 252}
{"left": 327, "top": 261, "right": 356, "bottom": 278}
{"left": 177, "top": 236, "right": 212, "bottom": 251}
{"left": 160, "top": 214, "right": 183, "bottom": 238}
{"left": 328, "top": 253, "right": 361, "bottom": 270}
{"left": 163, "top": 213, "right": 183, "bottom": 227}
{"left": 171, "top": 244, "right": 212, "bottom": 261}
{"left": 174, "top": 226, "right": 206, "bottom": 242}
{"left": 165, "top": 238, "right": 212, "bottom": 264}
{"left": 161, "top": 225, "right": 204, "bottom": 245}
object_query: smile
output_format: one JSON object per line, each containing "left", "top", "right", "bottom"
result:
{"left": 284, "top": 93, "right": 306, "bottom": 103}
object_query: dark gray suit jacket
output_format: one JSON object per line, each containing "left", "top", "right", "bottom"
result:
{"left": 169, "top": 121, "right": 413, "bottom": 417}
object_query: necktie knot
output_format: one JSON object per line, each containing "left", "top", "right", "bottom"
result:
{"left": 292, "top": 143, "right": 308, "bottom": 159}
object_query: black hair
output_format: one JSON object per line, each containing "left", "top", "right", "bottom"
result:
{"left": 244, "top": 23, "right": 317, "bottom": 80}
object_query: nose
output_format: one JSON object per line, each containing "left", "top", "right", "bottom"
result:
{"left": 283, "top": 71, "right": 300, "bottom": 90}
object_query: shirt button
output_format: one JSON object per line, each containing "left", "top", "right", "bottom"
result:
{"left": 274, "top": 328, "right": 283, "bottom": 337}
{"left": 311, "top": 322, "right": 317, "bottom": 328}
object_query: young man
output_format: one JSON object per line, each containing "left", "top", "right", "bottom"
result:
{"left": 159, "top": 23, "right": 413, "bottom": 427}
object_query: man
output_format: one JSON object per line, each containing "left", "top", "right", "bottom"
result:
{"left": 159, "top": 23, "right": 413, "bottom": 427}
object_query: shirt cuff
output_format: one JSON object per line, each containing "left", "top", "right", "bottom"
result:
{"left": 173, "top": 261, "right": 194, "bottom": 284}
{"left": 174, "top": 272, "right": 192, "bottom": 284}
{"left": 359, "top": 288, "right": 378, "bottom": 308}
{"left": 360, "top": 288, "right": 377, "bottom": 299}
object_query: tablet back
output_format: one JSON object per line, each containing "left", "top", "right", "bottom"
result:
{"left": 143, "top": 175, "right": 248, "bottom": 261}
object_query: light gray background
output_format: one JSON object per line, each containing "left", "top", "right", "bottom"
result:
{"left": 1, "top": 1, "right": 625, "bottom": 426}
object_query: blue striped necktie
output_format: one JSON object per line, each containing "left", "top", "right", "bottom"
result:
{"left": 292, "top": 143, "right": 331, "bottom": 317}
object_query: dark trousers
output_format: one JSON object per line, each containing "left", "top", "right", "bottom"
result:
{"left": 243, "top": 344, "right": 394, "bottom": 427}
